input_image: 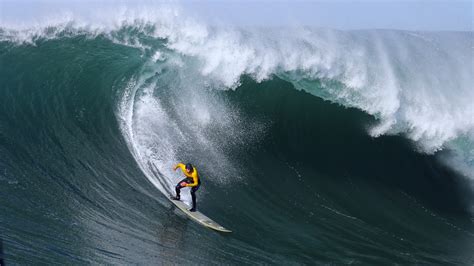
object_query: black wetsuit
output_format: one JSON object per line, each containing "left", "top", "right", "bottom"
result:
{"left": 175, "top": 178, "right": 201, "bottom": 210}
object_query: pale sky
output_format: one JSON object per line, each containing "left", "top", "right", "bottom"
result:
{"left": 184, "top": 0, "right": 473, "bottom": 31}
{"left": 0, "top": 0, "right": 472, "bottom": 31}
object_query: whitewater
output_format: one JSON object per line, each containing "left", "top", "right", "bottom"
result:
{"left": 3, "top": 6, "right": 472, "bottom": 172}
{"left": 0, "top": 4, "right": 473, "bottom": 264}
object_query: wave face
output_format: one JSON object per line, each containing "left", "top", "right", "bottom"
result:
{"left": 1, "top": 7, "right": 473, "bottom": 264}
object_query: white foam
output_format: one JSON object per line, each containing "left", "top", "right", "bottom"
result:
{"left": 117, "top": 55, "right": 266, "bottom": 202}
{"left": 2, "top": 4, "right": 472, "bottom": 181}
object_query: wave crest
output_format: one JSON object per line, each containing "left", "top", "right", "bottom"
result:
{"left": 2, "top": 5, "right": 472, "bottom": 179}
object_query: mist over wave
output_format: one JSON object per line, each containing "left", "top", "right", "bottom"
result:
{"left": 2, "top": 5, "right": 472, "bottom": 152}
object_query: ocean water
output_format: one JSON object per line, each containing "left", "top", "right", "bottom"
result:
{"left": 0, "top": 6, "right": 473, "bottom": 264}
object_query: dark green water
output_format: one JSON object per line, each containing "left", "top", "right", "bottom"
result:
{"left": 0, "top": 32, "right": 473, "bottom": 265}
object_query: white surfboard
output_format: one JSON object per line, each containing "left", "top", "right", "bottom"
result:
{"left": 169, "top": 198, "right": 232, "bottom": 233}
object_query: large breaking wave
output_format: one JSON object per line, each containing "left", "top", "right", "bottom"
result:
{"left": 0, "top": 5, "right": 473, "bottom": 264}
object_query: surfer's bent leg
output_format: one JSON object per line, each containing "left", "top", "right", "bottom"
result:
{"left": 174, "top": 178, "right": 188, "bottom": 200}
{"left": 190, "top": 183, "right": 200, "bottom": 210}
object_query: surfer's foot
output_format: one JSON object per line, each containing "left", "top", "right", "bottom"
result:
{"left": 170, "top": 195, "right": 180, "bottom": 201}
{"left": 189, "top": 208, "right": 196, "bottom": 212}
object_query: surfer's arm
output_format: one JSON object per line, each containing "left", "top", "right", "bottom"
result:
{"left": 173, "top": 163, "right": 185, "bottom": 171}
{"left": 186, "top": 173, "right": 199, "bottom": 187}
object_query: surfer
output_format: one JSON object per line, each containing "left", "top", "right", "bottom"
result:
{"left": 171, "top": 163, "right": 201, "bottom": 212}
